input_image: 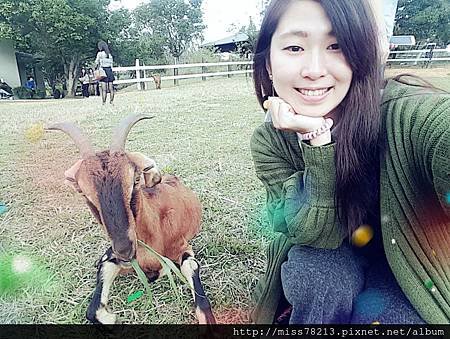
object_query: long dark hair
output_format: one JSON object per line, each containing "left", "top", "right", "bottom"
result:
{"left": 253, "top": 0, "right": 382, "bottom": 236}
{"left": 98, "top": 40, "right": 111, "bottom": 58}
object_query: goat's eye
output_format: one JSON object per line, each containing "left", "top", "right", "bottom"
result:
{"left": 134, "top": 174, "right": 141, "bottom": 185}
{"left": 143, "top": 165, "right": 153, "bottom": 172}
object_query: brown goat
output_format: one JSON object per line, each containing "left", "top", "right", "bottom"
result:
{"left": 151, "top": 74, "right": 161, "bottom": 90}
{"left": 47, "top": 114, "right": 215, "bottom": 324}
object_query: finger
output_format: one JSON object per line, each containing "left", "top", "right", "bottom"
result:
{"left": 277, "top": 101, "right": 296, "bottom": 130}
{"left": 291, "top": 114, "right": 325, "bottom": 133}
{"left": 271, "top": 97, "right": 295, "bottom": 130}
{"left": 268, "top": 98, "right": 281, "bottom": 128}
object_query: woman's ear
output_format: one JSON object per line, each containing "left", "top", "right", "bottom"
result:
{"left": 266, "top": 56, "right": 272, "bottom": 79}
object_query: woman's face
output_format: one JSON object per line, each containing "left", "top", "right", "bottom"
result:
{"left": 267, "top": 0, "right": 353, "bottom": 118}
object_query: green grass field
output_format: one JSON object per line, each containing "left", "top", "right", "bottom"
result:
{"left": 0, "top": 70, "right": 449, "bottom": 324}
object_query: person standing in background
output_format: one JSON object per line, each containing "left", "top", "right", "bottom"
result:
{"left": 95, "top": 40, "right": 115, "bottom": 104}
{"left": 79, "top": 68, "right": 90, "bottom": 98}
{"left": 87, "top": 68, "right": 97, "bottom": 96}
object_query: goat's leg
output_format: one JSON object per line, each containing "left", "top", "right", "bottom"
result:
{"left": 86, "top": 247, "right": 121, "bottom": 324}
{"left": 180, "top": 250, "right": 216, "bottom": 324}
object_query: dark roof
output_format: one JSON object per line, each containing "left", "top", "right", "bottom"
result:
{"left": 202, "top": 32, "right": 249, "bottom": 47}
{"left": 15, "top": 51, "right": 43, "bottom": 63}
{"left": 390, "top": 35, "right": 416, "bottom": 46}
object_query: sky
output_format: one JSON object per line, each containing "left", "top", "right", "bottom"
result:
{"left": 109, "top": 0, "right": 263, "bottom": 43}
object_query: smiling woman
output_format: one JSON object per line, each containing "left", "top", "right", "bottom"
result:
{"left": 250, "top": 0, "right": 450, "bottom": 325}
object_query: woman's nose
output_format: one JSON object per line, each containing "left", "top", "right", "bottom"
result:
{"left": 300, "top": 50, "right": 327, "bottom": 80}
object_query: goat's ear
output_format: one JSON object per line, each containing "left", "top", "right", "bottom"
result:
{"left": 127, "top": 152, "right": 162, "bottom": 188}
{"left": 64, "top": 159, "right": 83, "bottom": 193}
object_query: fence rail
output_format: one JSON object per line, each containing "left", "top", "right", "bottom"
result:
{"left": 113, "top": 59, "right": 253, "bottom": 89}
{"left": 387, "top": 48, "right": 450, "bottom": 63}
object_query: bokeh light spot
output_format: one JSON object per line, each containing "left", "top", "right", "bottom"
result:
{"left": 351, "top": 225, "right": 373, "bottom": 247}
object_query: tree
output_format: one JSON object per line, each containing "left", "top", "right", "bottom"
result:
{"left": 236, "top": 17, "right": 259, "bottom": 57}
{"left": 394, "top": 0, "right": 449, "bottom": 46}
{"left": 0, "top": 0, "right": 130, "bottom": 97}
{"left": 134, "top": 0, "right": 205, "bottom": 62}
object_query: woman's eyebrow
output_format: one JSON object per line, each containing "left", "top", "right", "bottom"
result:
{"left": 278, "top": 28, "right": 336, "bottom": 38}
{"left": 279, "top": 30, "right": 309, "bottom": 38}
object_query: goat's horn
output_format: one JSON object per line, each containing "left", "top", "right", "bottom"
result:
{"left": 110, "top": 114, "right": 154, "bottom": 153}
{"left": 46, "top": 122, "right": 95, "bottom": 159}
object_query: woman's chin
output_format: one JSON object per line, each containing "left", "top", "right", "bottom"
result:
{"left": 291, "top": 104, "right": 338, "bottom": 119}
{"left": 293, "top": 108, "right": 330, "bottom": 118}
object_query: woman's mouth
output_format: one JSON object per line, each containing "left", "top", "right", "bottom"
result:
{"left": 296, "top": 87, "right": 333, "bottom": 103}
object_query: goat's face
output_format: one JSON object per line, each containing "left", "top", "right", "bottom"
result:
{"left": 64, "top": 151, "right": 161, "bottom": 262}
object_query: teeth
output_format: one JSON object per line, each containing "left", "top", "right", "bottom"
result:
{"left": 299, "top": 88, "right": 329, "bottom": 96}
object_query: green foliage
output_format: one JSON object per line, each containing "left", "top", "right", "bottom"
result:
{"left": 12, "top": 86, "right": 46, "bottom": 99}
{"left": 0, "top": 0, "right": 126, "bottom": 97}
{"left": 0, "top": 0, "right": 207, "bottom": 97}
{"left": 12, "top": 86, "right": 32, "bottom": 99}
{"left": 135, "top": 0, "right": 205, "bottom": 60}
{"left": 236, "top": 17, "right": 259, "bottom": 58}
{"left": 34, "top": 88, "right": 46, "bottom": 99}
{"left": 395, "top": 0, "right": 449, "bottom": 45}
{"left": 179, "top": 46, "right": 220, "bottom": 64}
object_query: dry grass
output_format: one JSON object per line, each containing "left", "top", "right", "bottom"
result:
{"left": 385, "top": 66, "right": 450, "bottom": 91}
{"left": 1, "top": 69, "right": 449, "bottom": 324}
{"left": 0, "top": 75, "right": 269, "bottom": 324}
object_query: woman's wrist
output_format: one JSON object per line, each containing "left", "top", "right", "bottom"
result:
{"left": 296, "top": 118, "right": 333, "bottom": 146}
{"left": 310, "top": 130, "right": 332, "bottom": 146}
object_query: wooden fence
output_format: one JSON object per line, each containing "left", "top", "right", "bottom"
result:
{"left": 113, "top": 60, "right": 253, "bottom": 90}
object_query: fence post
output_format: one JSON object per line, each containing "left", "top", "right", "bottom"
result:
{"left": 227, "top": 55, "right": 232, "bottom": 78}
{"left": 173, "top": 67, "right": 179, "bottom": 86}
{"left": 135, "top": 59, "right": 141, "bottom": 90}
{"left": 173, "top": 57, "right": 179, "bottom": 86}
{"left": 201, "top": 57, "right": 206, "bottom": 81}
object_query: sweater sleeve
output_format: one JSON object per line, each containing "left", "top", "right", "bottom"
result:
{"left": 250, "top": 123, "right": 346, "bottom": 248}
{"left": 385, "top": 90, "right": 450, "bottom": 218}
{"left": 427, "top": 96, "right": 450, "bottom": 217}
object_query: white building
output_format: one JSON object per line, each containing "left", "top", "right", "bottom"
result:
{"left": 0, "top": 39, "right": 44, "bottom": 90}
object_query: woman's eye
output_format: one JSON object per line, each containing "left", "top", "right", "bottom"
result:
{"left": 327, "top": 43, "right": 340, "bottom": 50}
{"left": 285, "top": 46, "right": 303, "bottom": 53}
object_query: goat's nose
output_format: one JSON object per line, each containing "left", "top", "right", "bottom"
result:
{"left": 113, "top": 241, "right": 135, "bottom": 261}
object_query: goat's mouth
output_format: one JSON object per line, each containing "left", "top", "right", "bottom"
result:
{"left": 111, "top": 243, "right": 136, "bottom": 263}
{"left": 112, "top": 253, "right": 134, "bottom": 266}
{"left": 118, "top": 259, "right": 133, "bottom": 267}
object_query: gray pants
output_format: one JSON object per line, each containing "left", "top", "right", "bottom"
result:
{"left": 281, "top": 243, "right": 425, "bottom": 324}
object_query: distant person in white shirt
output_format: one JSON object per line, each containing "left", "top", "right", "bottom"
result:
{"left": 95, "top": 40, "right": 115, "bottom": 104}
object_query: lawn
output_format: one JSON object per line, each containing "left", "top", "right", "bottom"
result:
{"left": 0, "top": 75, "right": 270, "bottom": 324}
{"left": 0, "top": 68, "right": 449, "bottom": 324}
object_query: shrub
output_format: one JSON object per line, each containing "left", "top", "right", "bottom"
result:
{"left": 12, "top": 86, "right": 32, "bottom": 99}
{"left": 34, "top": 89, "right": 46, "bottom": 99}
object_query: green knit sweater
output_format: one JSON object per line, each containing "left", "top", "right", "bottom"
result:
{"left": 250, "top": 79, "right": 450, "bottom": 324}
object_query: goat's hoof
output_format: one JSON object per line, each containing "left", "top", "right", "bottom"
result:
{"left": 94, "top": 307, "right": 117, "bottom": 324}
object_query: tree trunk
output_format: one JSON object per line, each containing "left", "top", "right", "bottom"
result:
{"left": 64, "top": 56, "right": 80, "bottom": 98}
